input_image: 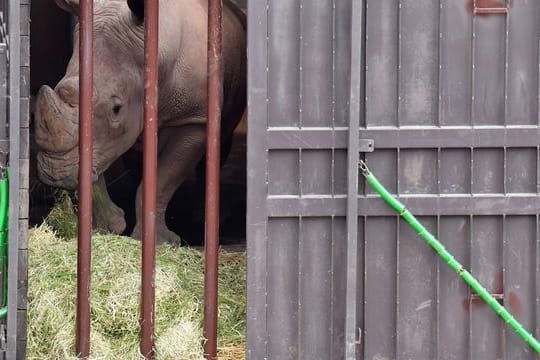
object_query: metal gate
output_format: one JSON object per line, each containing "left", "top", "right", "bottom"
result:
{"left": 247, "top": 0, "right": 540, "bottom": 359}
{"left": 0, "top": 0, "right": 29, "bottom": 358}
{"left": 69, "top": 0, "right": 226, "bottom": 358}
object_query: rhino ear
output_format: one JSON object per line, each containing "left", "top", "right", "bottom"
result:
{"left": 127, "top": 0, "right": 144, "bottom": 22}
{"left": 54, "top": 0, "right": 80, "bottom": 15}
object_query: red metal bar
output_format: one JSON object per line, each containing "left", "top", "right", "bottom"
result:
{"left": 474, "top": 7, "right": 508, "bottom": 14}
{"left": 471, "top": 293, "right": 504, "bottom": 301}
{"left": 203, "top": 0, "right": 223, "bottom": 358}
{"left": 76, "top": 0, "right": 94, "bottom": 358}
{"left": 140, "top": 0, "right": 159, "bottom": 358}
{"left": 76, "top": 1, "right": 93, "bottom": 359}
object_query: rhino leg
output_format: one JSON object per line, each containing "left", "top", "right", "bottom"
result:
{"left": 131, "top": 124, "right": 206, "bottom": 245}
{"left": 92, "top": 174, "right": 126, "bottom": 234}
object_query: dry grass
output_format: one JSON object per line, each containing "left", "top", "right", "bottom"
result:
{"left": 218, "top": 343, "right": 246, "bottom": 360}
{"left": 27, "top": 224, "right": 246, "bottom": 359}
{"left": 43, "top": 190, "right": 77, "bottom": 240}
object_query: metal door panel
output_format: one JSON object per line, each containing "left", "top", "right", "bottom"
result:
{"left": 247, "top": 0, "right": 540, "bottom": 358}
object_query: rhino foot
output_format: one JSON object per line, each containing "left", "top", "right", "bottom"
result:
{"left": 92, "top": 175, "right": 127, "bottom": 235}
{"left": 93, "top": 201, "right": 127, "bottom": 235}
{"left": 131, "top": 221, "right": 182, "bottom": 246}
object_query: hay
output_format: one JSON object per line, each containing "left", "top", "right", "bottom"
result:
{"left": 44, "top": 190, "right": 78, "bottom": 240}
{"left": 27, "top": 224, "right": 246, "bottom": 359}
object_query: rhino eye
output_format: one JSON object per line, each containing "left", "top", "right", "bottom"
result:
{"left": 113, "top": 104, "right": 122, "bottom": 115}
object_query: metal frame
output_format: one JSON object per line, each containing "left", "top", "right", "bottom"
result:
{"left": 6, "top": 0, "right": 20, "bottom": 358}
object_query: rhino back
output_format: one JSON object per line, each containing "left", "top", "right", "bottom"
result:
{"left": 157, "top": 0, "right": 246, "bottom": 131}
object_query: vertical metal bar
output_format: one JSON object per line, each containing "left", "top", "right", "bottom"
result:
{"left": 468, "top": 215, "right": 473, "bottom": 360}
{"left": 435, "top": 213, "right": 441, "bottom": 358}
{"left": 297, "top": 0, "right": 304, "bottom": 340}
{"left": 469, "top": 2, "right": 476, "bottom": 355}
{"left": 396, "top": 0, "right": 402, "bottom": 131}
{"left": 6, "top": 0, "right": 19, "bottom": 358}
{"left": 536, "top": 214, "right": 540, "bottom": 342}
{"left": 360, "top": 216, "right": 367, "bottom": 358}
{"left": 501, "top": 6, "right": 509, "bottom": 354}
{"left": 503, "top": 0, "right": 509, "bottom": 129}
{"left": 345, "top": 0, "right": 364, "bottom": 358}
{"left": 501, "top": 214, "right": 507, "bottom": 356}
{"left": 538, "top": 0, "right": 540, "bottom": 128}
{"left": 246, "top": 0, "right": 269, "bottom": 356}
{"left": 436, "top": 1, "right": 443, "bottom": 357}
{"left": 76, "top": 0, "right": 93, "bottom": 357}
{"left": 329, "top": 1, "right": 337, "bottom": 352}
{"left": 471, "top": 0, "right": 477, "bottom": 127}
{"left": 330, "top": 1, "right": 337, "bottom": 353}
{"left": 140, "top": 0, "right": 159, "bottom": 358}
{"left": 537, "top": 4, "right": 540, "bottom": 343}
{"left": 395, "top": 214, "right": 400, "bottom": 359}
{"left": 395, "top": 0, "right": 402, "bottom": 354}
{"left": 203, "top": 0, "right": 222, "bottom": 358}
{"left": 395, "top": 0, "right": 402, "bottom": 342}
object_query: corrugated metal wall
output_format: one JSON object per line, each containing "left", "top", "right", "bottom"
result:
{"left": 247, "top": 0, "right": 540, "bottom": 359}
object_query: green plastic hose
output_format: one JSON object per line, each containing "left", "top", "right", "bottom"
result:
{"left": 359, "top": 160, "right": 540, "bottom": 355}
{"left": 0, "top": 168, "right": 8, "bottom": 319}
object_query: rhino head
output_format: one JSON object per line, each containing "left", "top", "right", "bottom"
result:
{"left": 34, "top": 0, "right": 147, "bottom": 190}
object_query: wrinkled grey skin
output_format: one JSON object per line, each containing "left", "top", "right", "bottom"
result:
{"left": 34, "top": 0, "right": 246, "bottom": 243}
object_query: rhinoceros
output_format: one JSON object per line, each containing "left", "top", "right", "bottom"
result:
{"left": 34, "top": 0, "right": 246, "bottom": 244}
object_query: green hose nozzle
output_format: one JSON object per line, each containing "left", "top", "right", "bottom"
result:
{"left": 359, "top": 160, "right": 540, "bottom": 355}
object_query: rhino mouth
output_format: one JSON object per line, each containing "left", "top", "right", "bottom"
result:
{"left": 37, "top": 147, "right": 99, "bottom": 190}
{"left": 37, "top": 149, "right": 99, "bottom": 190}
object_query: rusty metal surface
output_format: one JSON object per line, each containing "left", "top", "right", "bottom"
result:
{"left": 76, "top": 0, "right": 93, "bottom": 357}
{"left": 473, "top": 0, "right": 509, "bottom": 15}
{"left": 247, "top": 0, "right": 540, "bottom": 358}
{"left": 203, "top": 0, "right": 223, "bottom": 358}
{"left": 140, "top": 0, "right": 159, "bottom": 358}
{"left": 474, "top": 7, "right": 508, "bottom": 14}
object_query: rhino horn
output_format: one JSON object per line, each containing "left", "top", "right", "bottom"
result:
{"left": 34, "top": 86, "right": 79, "bottom": 154}
{"left": 54, "top": 0, "right": 80, "bottom": 15}
{"left": 127, "top": 0, "right": 144, "bottom": 22}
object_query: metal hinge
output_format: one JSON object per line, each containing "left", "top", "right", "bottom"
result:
{"left": 0, "top": 324, "right": 6, "bottom": 352}
{"left": 0, "top": 152, "right": 7, "bottom": 178}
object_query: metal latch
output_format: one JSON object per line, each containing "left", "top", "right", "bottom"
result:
{"left": 359, "top": 139, "right": 374, "bottom": 153}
